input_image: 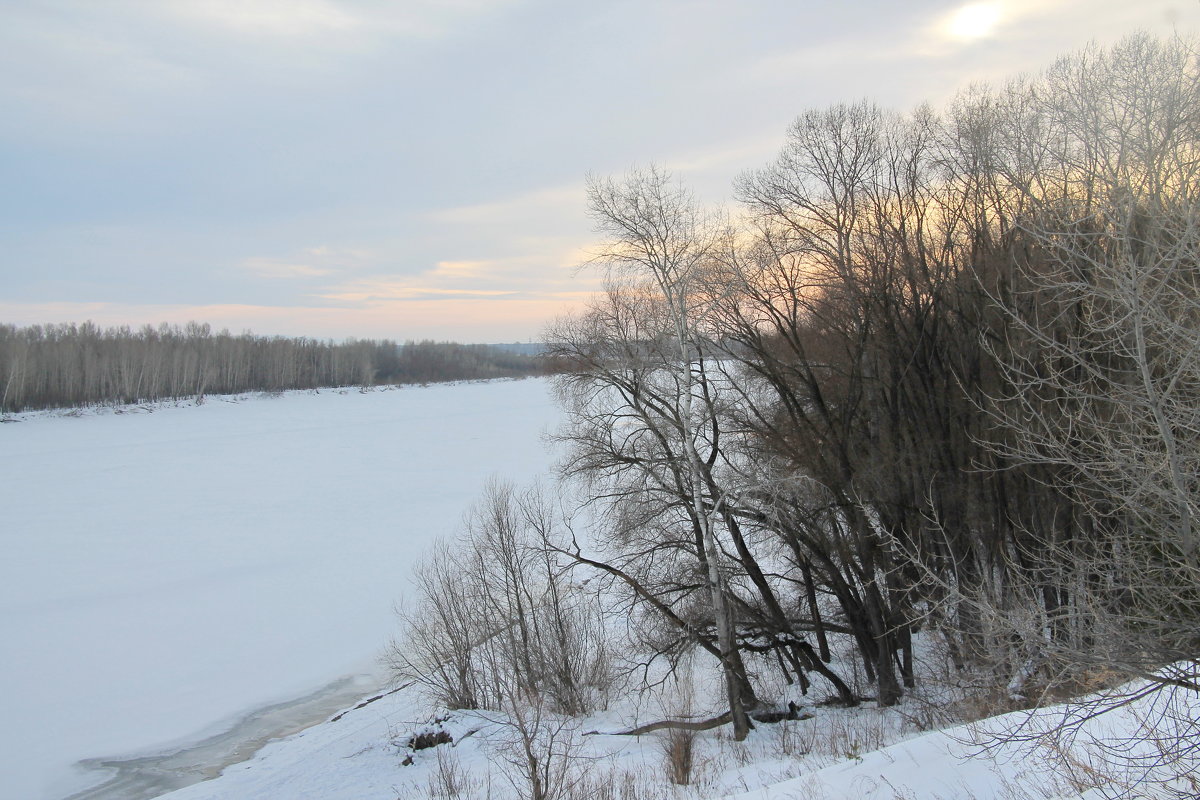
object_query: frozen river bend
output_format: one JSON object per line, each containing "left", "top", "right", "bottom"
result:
{"left": 0, "top": 379, "right": 561, "bottom": 800}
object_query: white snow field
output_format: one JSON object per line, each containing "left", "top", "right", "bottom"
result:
{"left": 150, "top": 665, "right": 1195, "bottom": 800}
{"left": 0, "top": 379, "right": 562, "bottom": 800}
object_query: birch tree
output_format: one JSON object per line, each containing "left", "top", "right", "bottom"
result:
{"left": 561, "top": 166, "right": 755, "bottom": 738}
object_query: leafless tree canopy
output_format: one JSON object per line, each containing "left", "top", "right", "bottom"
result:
{"left": 381, "top": 33, "right": 1198, "bottom": 792}
{"left": 539, "top": 33, "right": 1200, "bottom": 781}
{"left": 390, "top": 480, "right": 611, "bottom": 718}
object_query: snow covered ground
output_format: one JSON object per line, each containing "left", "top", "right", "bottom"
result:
{"left": 0, "top": 379, "right": 562, "bottom": 800}
{"left": 150, "top": 660, "right": 1196, "bottom": 800}
{"left": 4, "top": 378, "right": 1191, "bottom": 800}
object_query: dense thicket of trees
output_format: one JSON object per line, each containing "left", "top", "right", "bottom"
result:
{"left": 535, "top": 33, "right": 1198, "bottom": 771}
{"left": 377, "top": 32, "right": 1198, "bottom": 792}
{"left": 0, "top": 322, "right": 542, "bottom": 412}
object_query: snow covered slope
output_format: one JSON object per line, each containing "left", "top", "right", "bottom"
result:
{"left": 151, "top": 671, "right": 1195, "bottom": 800}
{"left": 0, "top": 379, "right": 561, "bottom": 800}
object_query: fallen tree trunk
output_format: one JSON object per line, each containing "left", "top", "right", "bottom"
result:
{"left": 588, "top": 703, "right": 812, "bottom": 736}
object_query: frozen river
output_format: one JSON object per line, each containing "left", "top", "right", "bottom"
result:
{"left": 0, "top": 379, "right": 561, "bottom": 800}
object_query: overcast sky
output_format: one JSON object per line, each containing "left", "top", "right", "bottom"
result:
{"left": 2, "top": 0, "right": 1196, "bottom": 342}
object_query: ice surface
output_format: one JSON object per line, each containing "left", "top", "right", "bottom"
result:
{"left": 0, "top": 379, "right": 561, "bottom": 800}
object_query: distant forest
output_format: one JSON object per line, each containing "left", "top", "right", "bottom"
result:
{"left": 0, "top": 321, "right": 544, "bottom": 412}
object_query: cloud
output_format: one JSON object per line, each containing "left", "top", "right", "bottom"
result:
{"left": 238, "top": 245, "right": 376, "bottom": 281}
{"left": 167, "top": 0, "right": 362, "bottom": 37}
{"left": 0, "top": 0, "right": 533, "bottom": 141}
{"left": 401, "top": 182, "right": 603, "bottom": 300}
{"left": 242, "top": 257, "right": 333, "bottom": 279}
{"left": 939, "top": 3, "right": 1004, "bottom": 42}
{"left": 315, "top": 255, "right": 581, "bottom": 303}
{"left": 220, "top": 193, "right": 605, "bottom": 332}
{"left": 916, "top": 0, "right": 1181, "bottom": 56}
{"left": 320, "top": 277, "right": 518, "bottom": 302}
{"left": 427, "top": 182, "right": 587, "bottom": 227}
{"left": 737, "top": 0, "right": 1197, "bottom": 114}
{"left": 743, "top": 2, "right": 1014, "bottom": 83}
{"left": 430, "top": 260, "right": 491, "bottom": 278}
{"left": 159, "top": 0, "right": 528, "bottom": 42}
{"left": 741, "top": 31, "right": 920, "bottom": 94}
{"left": 0, "top": 5, "right": 205, "bottom": 130}
{"left": 312, "top": 238, "right": 605, "bottom": 312}
{"left": 664, "top": 135, "right": 784, "bottom": 177}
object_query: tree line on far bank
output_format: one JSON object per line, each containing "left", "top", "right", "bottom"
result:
{"left": 0, "top": 321, "right": 544, "bottom": 413}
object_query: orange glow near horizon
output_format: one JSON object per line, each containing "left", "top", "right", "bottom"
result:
{"left": 0, "top": 294, "right": 594, "bottom": 343}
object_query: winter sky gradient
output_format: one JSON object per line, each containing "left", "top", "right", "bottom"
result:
{"left": 2, "top": 0, "right": 1196, "bottom": 342}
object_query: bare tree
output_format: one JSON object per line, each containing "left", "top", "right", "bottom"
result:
{"left": 921, "top": 34, "right": 1200, "bottom": 795}
{"left": 485, "top": 687, "right": 588, "bottom": 800}
{"left": 535, "top": 31, "right": 1199, "bottom": 790}
{"left": 555, "top": 166, "right": 758, "bottom": 738}
{"left": 389, "top": 480, "right": 612, "bottom": 716}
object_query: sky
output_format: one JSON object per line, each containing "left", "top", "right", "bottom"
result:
{"left": 1, "top": 0, "right": 1197, "bottom": 343}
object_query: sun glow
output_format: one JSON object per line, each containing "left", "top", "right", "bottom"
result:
{"left": 945, "top": 2, "right": 1002, "bottom": 41}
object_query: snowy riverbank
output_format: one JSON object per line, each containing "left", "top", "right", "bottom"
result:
{"left": 6, "top": 379, "right": 1192, "bottom": 800}
{"left": 147, "top": 660, "right": 1195, "bottom": 800}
